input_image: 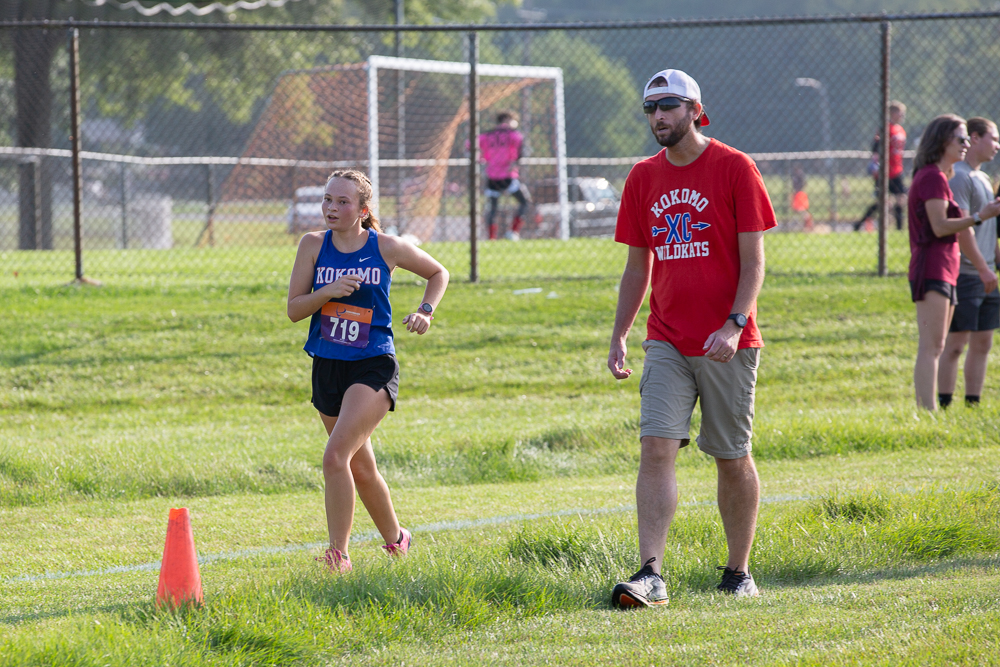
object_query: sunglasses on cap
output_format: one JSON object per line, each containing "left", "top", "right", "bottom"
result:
{"left": 642, "top": 96, "right": 690, "bottom": 114}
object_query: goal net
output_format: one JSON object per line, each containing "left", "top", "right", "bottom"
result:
{"left": 220, "top": 55, "right": 568, "bottom": 242}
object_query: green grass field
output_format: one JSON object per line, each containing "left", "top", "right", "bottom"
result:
{"left": 1, "top": 224, "right": 909, "bottom": 289}
{"left": 2, "top": 240, "right": 999, "bottom": 665}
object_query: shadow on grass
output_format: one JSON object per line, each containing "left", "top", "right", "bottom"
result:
{"left": 759, "top": 553, "right": 1000, "bottom": 592}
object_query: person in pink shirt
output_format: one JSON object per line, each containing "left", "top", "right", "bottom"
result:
{"left": 479, "top": 111, "right": 531, "bottom": 240}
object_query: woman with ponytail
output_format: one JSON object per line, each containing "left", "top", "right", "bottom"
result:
{"left": 287, "top": 169, "right": 449, "bottom": 572}
{"left": 908, "top": 116, "right": 1000, "bottom": 409}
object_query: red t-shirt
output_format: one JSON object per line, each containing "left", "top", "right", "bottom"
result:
{"left": 908, "top": 164, "right": 962, "bottom": 286}
{"left": 615, "top": 140, "right": 777, "bottom": 356}
{"left": 888, "top": 123, "right": 906, "bottom": 179}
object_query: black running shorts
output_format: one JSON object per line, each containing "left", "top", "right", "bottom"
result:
{"left": 311, "top": 354, "right": 399, "bottom": 417}
{"left": 950, "top": 273, "right": 1000, "bottom": 332}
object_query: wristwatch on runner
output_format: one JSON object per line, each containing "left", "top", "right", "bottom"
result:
{"left": 973, "top": 211, "right": 983, "bottom": 226}
{"left": 418, "top": 302, "right": 434, "bottom": 316}
{"left": 727, "top": 313, "right": 748, "bottom": 328}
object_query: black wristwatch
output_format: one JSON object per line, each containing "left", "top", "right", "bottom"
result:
{"left": 727, "top": 313, "right": 748, "bottom": 328}
{"left": 418, "top": 302, "right": 434, "bottom": 315}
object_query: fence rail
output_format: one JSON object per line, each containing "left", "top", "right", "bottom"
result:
{"left": 1, "top": 12, "right": 998, "bottom": 284}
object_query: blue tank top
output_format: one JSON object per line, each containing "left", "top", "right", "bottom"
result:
{"left": 304, "top": 228, "right": 395, "bottom": 360}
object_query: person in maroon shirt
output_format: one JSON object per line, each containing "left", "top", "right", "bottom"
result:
{"left": 909, "top": 114, "right": 1000, "bottom": 410}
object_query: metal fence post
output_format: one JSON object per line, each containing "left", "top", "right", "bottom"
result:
{"left": 68, "top": 26, "right": 85, "bottom": 283}
{"left": 878, "top": 20, "right": 891, "bottom": 277}
{"left": 120, "top": 162, "right": 128, "bottom": 249}
{"left": 468, "top": 31, "right": 479, "bottom": 283}
{"left": 196, "top": 163, "right": 216, "bottom": 248}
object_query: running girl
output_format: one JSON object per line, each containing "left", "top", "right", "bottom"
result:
{"left": 287, "top": 169, "right": 449, "bottom": 572}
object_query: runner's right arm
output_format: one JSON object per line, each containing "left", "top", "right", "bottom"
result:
{"left": 286, "top": 234, "right": 363, "bottom": 323}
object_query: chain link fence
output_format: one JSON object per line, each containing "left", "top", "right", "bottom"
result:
{"left": 2, "top": 13, "right": 1000, "bottom": 285}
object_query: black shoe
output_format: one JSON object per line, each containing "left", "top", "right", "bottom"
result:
{"left": 716, "top": 566, "right": 759, "bottom": 597}
{"left": 611, "top": 557, "right": 669, "bottom": 608}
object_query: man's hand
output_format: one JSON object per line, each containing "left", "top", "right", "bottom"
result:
{"left": 978, "top": 266, "right": 999, "bottom": 294}
{"left": 608, "top": 339, "right": 633, "bottom": 379}
{"left": 702, "top": 321, "right": 742, "bottom": 363}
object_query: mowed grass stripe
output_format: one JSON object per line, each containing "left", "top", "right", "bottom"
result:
{"left": 2, "top": 482, "right": 998, "bottom": 666}
{"left": 7, "top": 496, "right": 823, "bottom": 584}
{"left": 3, "top": 273, "right": 1000, "bottom": 508}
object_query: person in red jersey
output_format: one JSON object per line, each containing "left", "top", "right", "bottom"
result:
{"left": 607, "top": 69, "right": 776, "bottom": 609}
{"left": 854, "top": 101, "right": 908, "bottom": 231}
{"left": 907, "top": 115, "right": 1000, "bottom": 410}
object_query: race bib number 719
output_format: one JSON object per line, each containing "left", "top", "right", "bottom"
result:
{"left": 320, "top": 302, "right": 373, "bottom": 348}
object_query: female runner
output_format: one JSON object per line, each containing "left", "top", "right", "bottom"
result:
{"left": 287, "top": 169, "right": 449, "bottom": 571}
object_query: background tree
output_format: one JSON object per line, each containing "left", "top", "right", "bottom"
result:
{"left": 0, "top": 0, "right": 515, "bottom": 249}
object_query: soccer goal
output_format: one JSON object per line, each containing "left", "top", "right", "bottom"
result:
{"left": 215, "top": 55, "right": 567, "bottom": 242}
{"left": 365, "top": 55, "right": 569, "bottom": 242}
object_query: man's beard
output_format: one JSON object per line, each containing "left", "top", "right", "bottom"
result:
{"left": 652, "top": 114, "right": 694, "bottom": 148}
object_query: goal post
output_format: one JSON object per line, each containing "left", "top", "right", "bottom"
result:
{"left": 365, "top": 55, "right": 570, "bottom": 241}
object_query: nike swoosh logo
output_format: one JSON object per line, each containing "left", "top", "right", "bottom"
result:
{"left": 358, "top": 257, "right": 371, "bottom": 263}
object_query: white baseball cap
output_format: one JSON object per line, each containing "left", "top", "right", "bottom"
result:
{"left": 643, "top": 69, "right": 710, "bottom": 126}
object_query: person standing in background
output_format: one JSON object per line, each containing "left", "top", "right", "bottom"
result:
{"left": 479, "top": 111, "right": 531, "bottom": 241}
{"left": 854, "top": 101, "right": 908, "bottom": 232}
{"left": 937, "top": 117, "right": 1000, "bottom": 408}
{"left": 907, "top": 115, "right": 1000, "bottom": 411}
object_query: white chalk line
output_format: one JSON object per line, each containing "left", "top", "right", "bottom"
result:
{"left": 5, "top": 494, "right": 812, "bottom": 584}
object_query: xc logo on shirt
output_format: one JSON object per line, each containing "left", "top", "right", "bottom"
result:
{"left": 652, "top": 215, "right": 711, "bottom": 241}
{"left": 651, "top": 213, "right": 692, "bottom": 243}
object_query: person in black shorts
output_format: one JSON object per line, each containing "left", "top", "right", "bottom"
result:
{"left": 479, "top": 112, "right": 531, "bottom": 240}
{"left": 854, "top": 101, "right": 908, "bottom": 231}
{"left": 287, "top": 169, "right": 449, "bottom": 573}
{"left": 938, "top": 117, "right": 1000, "bottom": 407}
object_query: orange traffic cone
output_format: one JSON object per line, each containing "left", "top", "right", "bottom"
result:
{"left": 156, "top": 507, "right": 203, "bottom": 609}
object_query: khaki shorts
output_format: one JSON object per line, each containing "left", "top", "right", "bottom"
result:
{"left": 639, "top": 339, "right": 760, "bottom": 459}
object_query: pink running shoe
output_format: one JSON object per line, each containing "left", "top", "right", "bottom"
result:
{"left": 315, "top": 547, "right": 352, "bottom": 573}
{"left": 381, "top": 528, "right": 411, "bottom": 557}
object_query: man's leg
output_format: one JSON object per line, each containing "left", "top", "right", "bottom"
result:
{"left": 636, "top": 436, "right": 683, "bottom": 573}
{"left": 894, "top": 193, "right": 907, "bottom": 231}
{"left": 485, "top": 194, "right": 500, "bottom": 240}
{"left": 716, "top": 453, "right": 759, "bottom": 573}
{"left": 963, "top": 329, "right": 994, "bottom": 398}
{"left": 511, "top": 186, "right": 529, "bottom": 234}
{"left": 938, "top": 331, "right": 970, "bottom": 397}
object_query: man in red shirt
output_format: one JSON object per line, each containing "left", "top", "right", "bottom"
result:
{"left": 607, "top": 69, "right": 776, "bottom": 608}
{"left": 854, "top": 101, "right": 908, "bottom": 231}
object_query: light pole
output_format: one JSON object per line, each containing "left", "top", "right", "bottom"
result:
{"left": 795, "top": 77, "right": 837, "bottom": 222}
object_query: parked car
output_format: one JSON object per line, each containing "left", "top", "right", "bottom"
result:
{"left": 288, "top": 186, "right": 325, "bottom": 233}
{"left": 531, "top": 177, "right": 620, "bottom": 238}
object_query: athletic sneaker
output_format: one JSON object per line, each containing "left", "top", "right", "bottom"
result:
{"left": 381, "top": 527, "right": 411, "bottom": 557}
{"left": 716, "top": 566, "right": 758, "bottom": 597}
{"left": 504, "top": 230, "right": 521, "bottom": 241}
{"left": 315, "top": 547, "right": 352, "bottom": 573}
{"left": 611, "top": 557, "right": 669, "bottom": 608}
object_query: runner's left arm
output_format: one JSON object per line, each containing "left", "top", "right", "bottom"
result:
{"left": 379, "top": 235, "right": 450, "bottom": 334}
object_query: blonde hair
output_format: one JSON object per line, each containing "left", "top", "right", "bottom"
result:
{"left": 327, "top": 169, "right": 382, "bottom": 232}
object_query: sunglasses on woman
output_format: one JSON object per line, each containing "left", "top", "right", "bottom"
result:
{"left": 956, "top": 135, "right": 972, "bottom": 147}
{"left": 642, "top": 97, "right": 690, "bottom": 114}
